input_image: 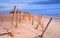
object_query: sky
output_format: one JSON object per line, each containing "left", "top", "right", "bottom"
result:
{"left": 0, "top": 0, "right": 60, "bottom": 16}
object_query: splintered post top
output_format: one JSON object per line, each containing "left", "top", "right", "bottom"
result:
{"left": 14, "top": 6, "right": 16, "bottom": 13}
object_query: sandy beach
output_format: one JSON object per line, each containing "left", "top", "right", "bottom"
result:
{"left": 0, "top": 14, "right": 60, "bottom": 38}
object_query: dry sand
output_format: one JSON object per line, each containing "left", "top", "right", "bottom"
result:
{"left": 0, "top": 14, "right": 60, "bottom": 38}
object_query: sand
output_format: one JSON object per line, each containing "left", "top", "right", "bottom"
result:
{"left": 0, "top": 14, "right": 60, "bottom": 38}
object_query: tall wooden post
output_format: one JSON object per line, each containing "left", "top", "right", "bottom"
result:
{"left": 19, "top": 10, "right": 21, "bottom": 22}
{"left": 15, "top": 9, "right": 18, "bottom": 27}
{"left": 41, "top": 16, "right": 43, "bottom": 32}
{"left": 40, "top": 16, "right": 44, "bottom": 38}
{"left": 11, "top": 6, "right": 16, "bottom": 36}
{"left": 37, "top": 16, "right": 44, "bottom": 38}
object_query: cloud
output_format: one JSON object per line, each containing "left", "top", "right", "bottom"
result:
{"left": 0, "top": 0, "right": 40, "bottom": 3}
{"left": 0, "top": 6, "right": 6, "bottom": 9}
{"left": 0, "top": 0, "right": 49, "bottom": 5}
{"left": 0, "top": 0, "right": 60, "bottom": 16}
{"left": 29, "top": 1, "right": 60, "bottom": 5}
{"left": 0, "top": 2, "right": 60, "bottom": 11}
{"left": 0, "top": 5, "right": 13, "bottom": 11}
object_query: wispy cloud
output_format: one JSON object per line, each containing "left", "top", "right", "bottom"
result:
{"left": 0, "top": 6, "right": 6, "bottom": 9}
{"left": 0, "top": 0, "right": 60, "bottom": 10}
{"left": 29, "top": 0, "right": 60, "bottom": 5}
{"left": 0, "top": 0, "right": 60, "bottom": 16}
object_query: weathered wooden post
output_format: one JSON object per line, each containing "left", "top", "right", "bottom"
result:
{"left": 38, "top": 16, "right": 44, "bottom": 37}
{"left": 11, "top": 6, "right": 16, "bottom": 36}
{"left": 31, "top": 15, "right": 34, "bottom": 25}
{"left": 19, "top": 10, "right": 21, "bottom": 22}
{"left": 15, "top": 9, "right": 18, "bottom": 27}
{"left": 40, "top": 16, "right": 44, "bottom": 38}
{"left": 29, "top": 14, "right": 31, "bottom": 21}
{"left": 38, "top": 18, "right": 52, "bottom": 38}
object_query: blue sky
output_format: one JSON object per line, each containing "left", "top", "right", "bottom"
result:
{"left": 0, "top": 0, "right": 60, "bottom": 16}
